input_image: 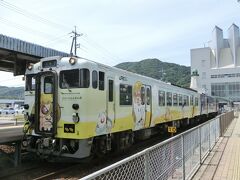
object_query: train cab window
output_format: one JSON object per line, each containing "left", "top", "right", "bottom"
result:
{"left": 92, "top": 70, "right": 98, "bottom": 89}
{"left": 167, "top": 92, "right": 172, "bottom": 106}
{"left": 141, "top": 87, "right": 145, "bottom": 105}
{"left": 195, "top": 97, "right": 199, "bottom": 106}
{"left": 178, "top": 94, "right": 183, "bottom": 106}
{"left": 120, "top": 84, "right": 132, "bottom": 105}
{"left": 80, "top": 69, "right": 90, "bottom": 88}
{"left": 190, "top": 96, "right": 194, "bottom": 106}
{"left": 60, "top": 69, "right": 90, "bottom": 89}
{"left": 60, "top": 69, "right": 79, "bottom": 88}
{"left": 183, "top": 95, "right": 189, "bottom": 106}
{"left": 25, "top": 74, "right": 36, "bottom": 91}
{"left": 44, "top": 76, "right": 53, "bottom": 94}
{"left": 158, "top": 90, "right": 165, "bottom": 106}
{"left": 99, "top": 71, "right": 105, "bottom": 90}
{"left": 173, "top": 93, "right": 178, "bottom": 106}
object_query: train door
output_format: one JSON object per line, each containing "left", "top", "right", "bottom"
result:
{"left": 143, "top": 85, "right": 152, "bottom": 128}
{"left": 107, "top": 78, "right": 115, "bottom": 127}
{"left": 35, "top": 71, "right": 58, "bottom": 136}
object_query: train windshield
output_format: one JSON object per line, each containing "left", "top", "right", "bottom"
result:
{"left": 60, "top": 69, "right": 90, "bottom": 89}
{"left": 25, "top": 74, "right": 36, "bottom": 91}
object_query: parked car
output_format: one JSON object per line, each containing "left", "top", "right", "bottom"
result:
{"left": 15, "top": 107, "right": 25, "bottom": 114}
{"left": 2, "top": 107, "right": 15, "bottom": 115}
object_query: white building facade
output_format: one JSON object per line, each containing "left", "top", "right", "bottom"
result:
{"left": 191, "top": 24, "right": 240, "bottom": 102}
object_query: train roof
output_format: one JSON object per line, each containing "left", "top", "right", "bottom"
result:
{"left": 34, "top": 56, "right": 198, "bottom": 94}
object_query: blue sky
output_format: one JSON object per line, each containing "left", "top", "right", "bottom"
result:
{"left": 0, "top": 0, "right": 239, "bottom": 86}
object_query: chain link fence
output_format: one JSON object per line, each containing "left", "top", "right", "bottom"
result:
{"left": 81, "top": 111, "right": 235, "bottom": 180}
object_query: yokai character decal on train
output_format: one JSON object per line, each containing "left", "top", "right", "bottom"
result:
{"left": 133, "top": 81, "right": 145, "bottom": 130}
{"left": 95, "top": 112, "right": 113, "bottom": 135}
{"left": 39, "top": 94, "right": 53, "bottom": 132}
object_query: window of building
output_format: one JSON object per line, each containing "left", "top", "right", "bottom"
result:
{"left": 120, "top": 84, "right": 132, "bottom": 105}
{"left": 167, "top": 92, "right": 172, "bottom": 106}
{"left": 202, "top": 72, "right": 206, "bottom": 79}
{"left": 173, "top": 93, "right": 178, "bottom": 106}
{"left": 201, "top": 60, "right": 206, "bottom": 67}
{"left": 92, "top": 70, "right": 98, "bottom": 89}
{"left": 158, "top": 90, "right": 165, "bottom": 106}
{"left": 99, "top": 71, "right": 105, "bottom": 90}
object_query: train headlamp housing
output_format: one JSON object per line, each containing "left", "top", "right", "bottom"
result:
{"left": 27, "top": 63, "right": 33, "bottom": 70}
{"left": 72, "top": 113, "right": 80, "bottom": 123}
{"left": 69, "top": 57, "right": 77, "bottom": 65}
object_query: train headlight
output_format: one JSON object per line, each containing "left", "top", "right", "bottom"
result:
{"left": 69, "top": 57, "right": 77, "bottom": 65}
{"left": 27, "top": 63, "right": 33, "bottom": 70}
{"left": 72, "top": 113, "right": 80, "bottom": 123}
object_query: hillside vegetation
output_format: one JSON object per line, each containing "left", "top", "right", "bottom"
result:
{"left": 0, "top": 86, "right": 24, "bottom": 99}
{"left": 115, "top": 58, "right": 191, "bottom": 87}
{"left": 0, "top": 58, "right": 191, "bottom": 99}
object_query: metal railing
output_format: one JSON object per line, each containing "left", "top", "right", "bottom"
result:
{"left": 81, "top": 111, "right": 235, "bottom": 180}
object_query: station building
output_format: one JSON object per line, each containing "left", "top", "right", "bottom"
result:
{"left": 191, "top": 24, "right": 240, "bottom": 102}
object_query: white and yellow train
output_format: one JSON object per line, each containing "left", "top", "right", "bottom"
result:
{"left": 23, "top": 56, "right": 218, "bottom": 159}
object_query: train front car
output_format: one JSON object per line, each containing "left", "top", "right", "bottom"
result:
{"left": 23, "top": 56, "right": 94, "bottom": 159}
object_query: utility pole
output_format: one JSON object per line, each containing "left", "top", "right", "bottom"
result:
{"left": 70, "top": 26, "right": 83, "bottom": 56}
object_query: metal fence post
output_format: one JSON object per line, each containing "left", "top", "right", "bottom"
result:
{"left": 182, "top": 134, "right": 185, "bottom": 180}
{"left": 145, "top": 150, "right": 149, "bottom": 180}
{"left": 209, "top": 122, "right": 211, "bottom": 152}
{"left": 199, "top": 127, "right": 202, "bottom": 164}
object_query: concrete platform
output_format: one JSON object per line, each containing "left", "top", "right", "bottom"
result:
{"left": 193, "top": 113, "right": 240, "bottom": 180}
{"left": 0, "top": 126, "right": 23, "bottom": 144}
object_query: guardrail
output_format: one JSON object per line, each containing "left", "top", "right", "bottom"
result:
{"left": 81, "top": 111, "right": 235, "bottom": 180}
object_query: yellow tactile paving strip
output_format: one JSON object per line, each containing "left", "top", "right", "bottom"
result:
{"left": 193, "top": 114, "right": 240, "bottom": 180}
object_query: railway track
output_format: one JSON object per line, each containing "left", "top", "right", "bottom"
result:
{"left": 0, "top": 117, "right": 213, "bottom": 179}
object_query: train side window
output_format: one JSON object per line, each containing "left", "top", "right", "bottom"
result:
{"left": 195, "top": 97, "right": 199, "bottom": 106}
{"left": 99, "top": 71, "right": 105, "bottom": 90}
{"left": 120, "top": 84, "right": 132, "bottom": 105}
{"left": 158, "top": 90, "right": 165, "bottom": 106}
{"left": 167, "top": 92, "right": 172, "bottom": 106}
{"left": 80, "top": 68, "right": 90, "bottom": 88}
{"left": 178, "top": 94, "right": 183, "bottom": 106}
{"left": 25, "top": 74, "right": 36, "bottom": 91}
{"left": 184, "top": 95, "right": 189, "bottom": 106}
{"left": 173, "top": 93, "right": 178, "bottom": 106}
{"left": 146, "top": 87, "right": 151, "bottom": 105}
{"left": 44, "top": 76, "right": 53, "bottom": 94}
{"left": 60, "top": 69, "right": 79, "bottom": 88}
{"left": 141, "top": 86, "right": 145, "bottom": 105}
{"left": 190, "top": 96, "right": 194, "bottom": 106}
{"left": 92, "top": 70, "right": 98, "bottom": 89}
{"left": 109, "top": 80, "right": 113, "bottom": 102}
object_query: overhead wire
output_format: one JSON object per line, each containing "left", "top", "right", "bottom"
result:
{"left": 0, "top": 0, "right": 70, "bottom": 30}
{"left": 0, "top": 0, "right": 126, "bottom": 64}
